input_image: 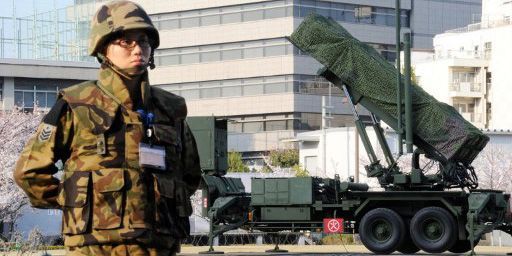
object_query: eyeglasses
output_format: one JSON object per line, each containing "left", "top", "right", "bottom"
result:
{"left": 112, "top": 38, "right": 151, "bottom": 50}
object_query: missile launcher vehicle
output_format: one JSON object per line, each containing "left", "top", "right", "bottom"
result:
{"left": 188, "top": 14, "right": 512, "bottom": 255}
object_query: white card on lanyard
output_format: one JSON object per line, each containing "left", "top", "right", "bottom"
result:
{"left": 139, "top": 142, "right": 166, "bottom": 170}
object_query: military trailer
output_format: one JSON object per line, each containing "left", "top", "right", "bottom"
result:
{"left": 187, "top": 14, "right": 512, "bottom": 255}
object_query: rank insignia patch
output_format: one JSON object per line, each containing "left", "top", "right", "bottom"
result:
{"left": 39, "top": 124, "right": 54, "bottom": 142}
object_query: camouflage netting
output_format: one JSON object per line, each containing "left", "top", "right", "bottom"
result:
{"left": 290, "top": 14, "right": 488, "bottom": 165}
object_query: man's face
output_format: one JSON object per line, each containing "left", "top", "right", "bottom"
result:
{"left": 105, "top": 30, "right": 151, "bottom": 74}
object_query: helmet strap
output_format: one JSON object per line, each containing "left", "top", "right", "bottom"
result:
{"left": 149, "top": 50, "right": 156, "bottom": 70}
{"left": 97, "top": 53, "right": 148, "bottom": 80}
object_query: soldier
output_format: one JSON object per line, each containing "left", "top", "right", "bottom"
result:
{"left": 13, "top": 1, "right": 201, "bottom": 255}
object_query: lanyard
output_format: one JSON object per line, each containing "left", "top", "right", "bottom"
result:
{"left": 95, "top": 81, "right": 155, "bottom": 141}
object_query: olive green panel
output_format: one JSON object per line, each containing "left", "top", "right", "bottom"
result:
{"left": 187, "top": 116, "right": 227, "bottom": 175}
{"left": 251, "top": 177, "right": 312, "bottom": 206}
{"left": 261, "top": 207, "right": 311, "bottom": 221}
{"left": 289, "top": 177, "right": 313, "bottom": 204}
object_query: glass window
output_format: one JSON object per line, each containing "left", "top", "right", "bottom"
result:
{"left": 222, "top": 86, "right": 242, "bottom": 97}
{"left": 201, "top": 51, "right": 221, "bottom": 62}
{"left": 265, "top": 45, "right": 287, "bottom": 56}
{"left": 243, "top": 9, "right": 264, "bottom": 22}
{"left": 201, "top": 15, "right": 220, "bottom": 26}
{"left": 331, "top": 9, "right": 345, "bottom": 21}
{"left": 300, "top": 0, "right": 316, "bottom": 6}
{"left": 23, "top": 92, "right": 34, "bottom": 108}
{"left": 222, "top": 49, "right": 242, "bottom": 60}
{"left": 266, "top": 120, "right": 287, "bottom": 131}
{"left": 243, "top": 47, "right": 264, "bottom": 58}
{"left": 181, "top": 89, "right": 200, "bottom": 100}
{"left": 265, "top": 7, "right": 286, "bottom": 19}
{"left": 35, "top": 84, "right": 55, "bottom": 90}
{"left": 15, "top": 91, "right": 23, "bottom": 107}
{"left": 373, "top": 13, "right": 390, "bottom": 26}
{"left": 160, "top": 19, "right": 179, "bottom": 30}
{"left": 264, "top": 82, "right": 287, "bottom": 93}
{"left": 181, "top": 53, "right": 200, "bottom": 64}
{"left": 243, "top": 122, "right": 264, "bottom": 133}
{"left": 14, "top": 84, "right": 33, "bottom": 90}
{"left": 160, "top": 55, "right": 180, "bottom": 66}
{"left": 181, "top": 17, "right": 200, "bottom": 28}
{"left": 228, "top": 122, "right": 243, "bottom": 133}
{"left": 299, "top": 6, "right": 316, "bottom": 17}
{"left": 243, "top": 84, "right": 264, "bottom": 95}
{"left": 344, "top": 10, "right": 356, "bottom": 22}
{"left": 36, "top": 92, "right": 46, "bottom": 107}
{"left": 401, "top": 12, "right": 409, "bottom": 27}
{"left": 47, "top": 92, "right": 57, "bottom": 107}
{"left": 316, "top": 2, "right": 331, "bottom": 17}
{"left": 221, "top": 12, "right": 242, "bottom": 24}
{"left": 201, "top": 87, "right": 221, "bottom": 98}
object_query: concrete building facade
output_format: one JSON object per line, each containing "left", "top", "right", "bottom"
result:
{"left": 0, "top": 59, "right": 98, "bottom": 111}
{"left": 414, "top": 0, "right": 512, "bottom": 129}
{"left": 135, "top": 0, "right": 481, "bottom": 158}
{"left": 0, "top": 0, "right": 483, "bottom": 159}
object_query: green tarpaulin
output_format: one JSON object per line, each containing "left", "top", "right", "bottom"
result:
{"left": 290, "top": 14, "right": 488, "bottom": 165}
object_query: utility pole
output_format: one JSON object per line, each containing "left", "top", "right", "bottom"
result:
{"left": 322, "top": 95, "right": 333, "bottom": 177}
{"left": 395, "top": 0, "right": 403, "bottom": 155}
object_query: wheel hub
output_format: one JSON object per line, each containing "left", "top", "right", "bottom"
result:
{"left": 372, "top": 220, "right": 392, "bottom": 242}
{"left": 423, "top": 218, "right": 444, "bottom": 241}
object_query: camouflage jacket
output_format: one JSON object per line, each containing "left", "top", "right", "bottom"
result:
{"left": 13, "top": 65, "right": 201, "bottom": 248}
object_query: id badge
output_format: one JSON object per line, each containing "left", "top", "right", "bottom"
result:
{"left": 139, "top": 143, "right": 166, "bottom": 170}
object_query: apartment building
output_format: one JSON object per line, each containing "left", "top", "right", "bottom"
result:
{"left": 414, "top": 0, "right": 512, "bottom": 129}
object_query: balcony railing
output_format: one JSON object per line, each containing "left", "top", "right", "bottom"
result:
{"left": 461, "top": 112, "right": 483, "bottom": 123}
{"left": 445, "top": 16, "right": 512, "bottom": 34}
{"left": 449, "top": 82, "right": 482, "bottom": 93}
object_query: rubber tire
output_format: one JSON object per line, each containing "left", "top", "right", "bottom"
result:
{"left": 449, "top": 239, "right": 480, "bottom": 254}
{"left": 410, "top": 207, "right": 457, "bottom": 253}
{"left": 359, "top": 208, "right": 405, "bottom": 254}
{"left": 397, "top": 227, "right": 420, "bottom": 254}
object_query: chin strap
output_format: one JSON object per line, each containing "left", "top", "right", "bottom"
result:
{"left": 96, "top": 53, "right": 154, "bottom": 80}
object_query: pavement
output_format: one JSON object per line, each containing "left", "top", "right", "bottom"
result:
{"left": 178, "top": 245, "right": 511, "bottom": 255}
{"left": 1, "top": 245, "right": 511, "bottom": 255}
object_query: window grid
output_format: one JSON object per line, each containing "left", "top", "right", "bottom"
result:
{"left": 151, "top": 0, "right": 409, "bottom": 31}
{"left": 154, "top": 38, "right": 297, "bottom": 66}
{"left": 157, "top": 75, "right": 343, "bottom": 100}
{"left": 14, "top": 85, "right": 58, "bottom": 110}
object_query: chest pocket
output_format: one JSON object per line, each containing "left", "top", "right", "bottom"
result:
{"left": 152, "top": 124, "right": 182, "bottom": 172}
{"left": 71, "top": 103, "right": 120, "bottom": 157}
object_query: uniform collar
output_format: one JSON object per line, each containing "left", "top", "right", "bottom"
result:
{"left": 97, "top": 64, "right": 151, "bottom": 111}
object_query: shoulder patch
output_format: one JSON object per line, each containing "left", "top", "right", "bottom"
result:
{"left": 38, "top": 123, "right": 55, "bottom": 142}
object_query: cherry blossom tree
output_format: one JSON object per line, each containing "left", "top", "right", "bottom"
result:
{"left": 0, "top": 108, "right": 44, "bottom": 240}
{"left": 471, "top": 145, "right": 512, "bottom": 192}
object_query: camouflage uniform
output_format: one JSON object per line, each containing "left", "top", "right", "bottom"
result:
{"left": 13, "top": 1, "right": 201, "bottom": 255}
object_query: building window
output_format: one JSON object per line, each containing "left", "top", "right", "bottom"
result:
{"left": 157, "top": 74, "right": 343, "bottom": 100}
{"left": 155, "top": 38, "right": 295, "bottom": 66}
{"left": 14, "top": 85, "right": 58, "bottom": 111}
{"left": 152, "top": 0, "right": 409, "bottom": 31}
{"left": 484, "top": 42, "right": 492, "bottom": 59}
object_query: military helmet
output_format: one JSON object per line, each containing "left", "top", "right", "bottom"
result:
{"left": 88, "top": 0, "right": 160, "bottom": 56}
